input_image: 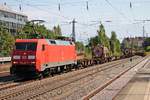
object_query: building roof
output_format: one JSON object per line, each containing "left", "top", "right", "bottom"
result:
{"left": 0, "top": 4, "right": 27, "bottom": 17}
{"left": 123, "top": 37, "right": 145, "bottom": 41}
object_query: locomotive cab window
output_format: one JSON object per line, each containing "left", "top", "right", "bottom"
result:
{"left": 49, "top": 40, "right": 56, "bottom": 44}
{"left": 15, "top": 42, "right": 37, "bottom": 51}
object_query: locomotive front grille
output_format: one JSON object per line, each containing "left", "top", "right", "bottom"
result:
{"left": 11, "top": 65, "right": 37, "bottom": 77}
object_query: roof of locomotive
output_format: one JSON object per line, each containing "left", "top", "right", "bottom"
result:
{"left": 16, "top": 39, "right": 74, "bottom": 46}
{"left": 16, "top": 39, "right": 38, "bottom": 43}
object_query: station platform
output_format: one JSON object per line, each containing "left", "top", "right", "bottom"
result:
{"left": 114, "top": 60, "right": 150, "bottom": 100}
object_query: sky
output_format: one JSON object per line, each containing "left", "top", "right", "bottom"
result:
{"left": 0, "top": 0, "right": 150, "bottom": 43}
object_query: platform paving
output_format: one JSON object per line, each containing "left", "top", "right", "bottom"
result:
{"left": 89, "top": 57, "right": 149, "bottom": 100}
{"left": 114, "top": 57, "right": 150, "bottom": 100}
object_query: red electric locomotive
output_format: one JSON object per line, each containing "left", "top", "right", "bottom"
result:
{"left": 10, "top": 39, "right": 77, "bottom": 78}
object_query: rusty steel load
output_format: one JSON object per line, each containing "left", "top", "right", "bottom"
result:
{"left": 92, "top": 44, "right": 111, "bottom": 64}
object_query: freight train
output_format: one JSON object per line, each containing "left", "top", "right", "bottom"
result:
{"left": 122, "top": 48, "right": 146, "bottom": 57}
{"left": 122, "top": 48, "right": 134, "bottom": 58}
{"left": 92, "top": 44, "right": 111, "bottom": 64}
{"left": 10, "top": 39, "right": 132, "bottom": 78}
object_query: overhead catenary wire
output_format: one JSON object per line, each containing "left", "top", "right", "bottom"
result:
{"left": 17, "top": 0, "right": 136, "bottom": 34}
{"left": 4, "top": 0, "right": 134, "bottom": 24}
{"left": 104, "top": 0, "right": 142, "bottom": 38}
{"left": 3, "top": 0, "right": 145, "bottom": 41}
{"left": 15, "top": 0, "right": 98, "bottom": 41}
{"left": 104, "top": 0, "right": 133, "bottom": 22}
{"left": 14, "top": 0, "right": 72, "bottom": 20}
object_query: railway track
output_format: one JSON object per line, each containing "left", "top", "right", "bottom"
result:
{"left": 0, "top": 59, "right": 124, "bottom": 93}
{"left": 0, "top": 82, "right": 19, "bottom": 91}
{"left": 0, "top": 56, "right": 143, "bottom": 100}
{"left": 0, "top": 77, "right": 36, "bottom": 93}
{"left": 51, "top": 57, "right": 146, "bottom": 100}
{"left": 0, "top": 73, "right": 36, "bottom": 94}
{"left": 83, "top": 56, "right": 150, "bottom": 100}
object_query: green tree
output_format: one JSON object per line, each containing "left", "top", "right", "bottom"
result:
{"left": 97, "top": 24, "right": 110, "bottom": 49}
{"left": 53, "top": 25, "right": 62, "bottom": 36}
{"left": 15, "top": 22, "right": 33, "bottom": 39}
{"left": 16, "top": 22, "right": 60, "bottom": 39}
{"left": 144, "top": 37, "right": 150, "bottom": 52}
{"left": 110, "top": 31, "right": 116, "bottom": 54}
{"left": 89, "top": 36, "right": 100, "bottom": 47}
{"left": 0, "top": 25, "right": 15, "bottom": 56}
{"left": 89, "top": 24, "right": 110, "bottom": 50}
{"left": 145, "top": 46, "right": 150, "bottom": 52}
{"left": 84, "top": 45, "right": 92, "bottom": 58}
{"left": 115, "top": 39, "right": 121, "bottom": 56}
{"left": 110, "top": 31, "right": 121, "bottom": 56}
{"left": 75, "top": 42, "right": 92, "bottom": 58}
{"left": 75, "top": 42, "right": 85, "bottom": 53}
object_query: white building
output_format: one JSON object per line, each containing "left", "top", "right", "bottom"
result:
{"left": 0, "top": 5, "right": 28, "bottom": 35}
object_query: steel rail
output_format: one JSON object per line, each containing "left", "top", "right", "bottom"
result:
{"left": 82, "top": 57, "right": 149, "bottom": 100}
{"left": 0, "top": 58, "right": 131, "bottom": 99}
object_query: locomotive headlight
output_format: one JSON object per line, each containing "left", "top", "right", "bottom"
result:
{"left": 13, "top": 55, "right": 20, "bottom": 59}
{"left": 28, "top": 55, "right": 35, "bottom": 59}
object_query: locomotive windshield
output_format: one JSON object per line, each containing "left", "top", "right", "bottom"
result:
{"left": 15, "top": 42, "right": 37, "bottom": 51}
